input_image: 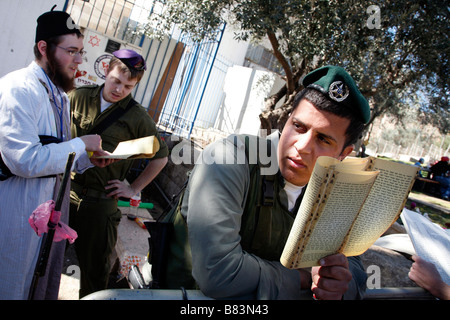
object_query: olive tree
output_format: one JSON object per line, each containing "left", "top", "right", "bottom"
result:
{"left": 148, "top": 0, "right": 449, "bottom": 134}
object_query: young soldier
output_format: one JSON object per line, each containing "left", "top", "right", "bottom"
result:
{"left": 69, "top": 49, "right": 169, "bottom": 298}
{"left": 163, "top": 65, "right": 370, "bottom": 300}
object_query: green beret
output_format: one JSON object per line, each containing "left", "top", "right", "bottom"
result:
{"left": 302, "top": 65, "right": 370, "bottom": 124}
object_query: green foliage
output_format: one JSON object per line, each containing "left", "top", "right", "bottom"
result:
{"left": 405, "top": 198, "right": 450, "bottom": 229}
{"left": 148, "top": 0, "right": 449, "bottom": 133}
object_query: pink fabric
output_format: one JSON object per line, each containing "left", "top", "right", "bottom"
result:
{"left": 29, "top": 200, "right": 78, "bottom": 244}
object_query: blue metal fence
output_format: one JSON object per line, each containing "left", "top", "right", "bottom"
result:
{"left": 158, "top": 27, "right": 226, "bottom": 138}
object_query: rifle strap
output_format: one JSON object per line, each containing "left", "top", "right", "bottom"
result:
{"left": 88, "top": 98, "right": 138, "bottom": 135}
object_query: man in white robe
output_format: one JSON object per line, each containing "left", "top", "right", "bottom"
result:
{"left": 0, "top": 7, "right": 109, "bottom": 300}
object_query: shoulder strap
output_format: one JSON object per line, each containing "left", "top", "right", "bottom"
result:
{"left": 88, "top": 98, "right": 138, "bottom": 135}
{"left": 238, "top": 134, "right": 278, "bottom": 254}
{"left": 241, "top": 134, "right": 275, "bottom": 208}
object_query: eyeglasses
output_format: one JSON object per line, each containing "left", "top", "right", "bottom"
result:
{"left": 56, "top": 46, "right": 87, "bottom": 58}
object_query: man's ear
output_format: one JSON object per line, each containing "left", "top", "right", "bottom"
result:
{"left": 339, "top": 145, "right": 354, "bottom": 161}
{"left": 36, "top": 40, "right": 48, "bottom": 58}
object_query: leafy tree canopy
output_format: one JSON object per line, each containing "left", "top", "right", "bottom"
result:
{"left": 149, "top": 0, "right": 449, "bottom": 134}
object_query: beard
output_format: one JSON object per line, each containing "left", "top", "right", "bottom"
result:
{"left": 45, "top": 49, "right": 75, "bottom": 93}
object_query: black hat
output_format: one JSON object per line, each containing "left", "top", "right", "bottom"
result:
{"left": 35, "top": 5, "right": 81, "bottom": 43}
{"left": 302, "top": 65, "right": 370, "bottom": 124}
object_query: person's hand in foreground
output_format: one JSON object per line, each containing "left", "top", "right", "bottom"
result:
{"left": 409, "top": 255, "right": 450, "bottom": 300}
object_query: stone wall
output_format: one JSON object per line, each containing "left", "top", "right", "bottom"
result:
{"left": 361, "top": 245, "right": 417, "bottom": 288}
{"left": 360, "top": 223, "right": 418, "bottom": 288}
{"left": 140, "top": 134, "right": 201, "bottom": 217}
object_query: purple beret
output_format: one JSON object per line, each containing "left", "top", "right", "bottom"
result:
{"left": 113, "top": 49, "right": 147, "bottom": 71}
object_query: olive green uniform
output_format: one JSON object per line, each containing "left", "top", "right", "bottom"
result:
{"left": 69, "top": 85, "right": 168, "bottom": 298}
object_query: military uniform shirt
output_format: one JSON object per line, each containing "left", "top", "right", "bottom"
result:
{"left": 69, "top": 84, "right": 169, "bottom": 192}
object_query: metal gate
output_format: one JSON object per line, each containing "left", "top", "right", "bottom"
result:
{"left": 65, "top": 0, "right": 225, "bottom": 139}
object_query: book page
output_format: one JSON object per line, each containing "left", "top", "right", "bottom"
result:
{"left": 290, "top": 170, "right": 377, "bottom": 268}
{"left": 280, "top": 156, "right": 378, "bottom": 268}
{"left": 338, "top": 157, "right": 371, "bottom": 171}
{"left": 341, "top": 158, "right": 418, "bottom": 256}
{"left": 401, "top": 208, "right": 450, "bottom": 285}
{"left": 280, "top": 161, "right": 332, "bottom": 268}
{"left": 93, "top": 136, "right": 160, "bottom": 159}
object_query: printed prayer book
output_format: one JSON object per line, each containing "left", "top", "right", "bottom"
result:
{"left": 280, "top": 156, "right": 419, "bottom": 269}
{"left": 93, "top": 136, "right": 160, "bottom": 159}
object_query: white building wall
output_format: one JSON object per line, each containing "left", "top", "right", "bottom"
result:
{"left": 214, "top": 65, "right": 281, "bottom": 136}
{"left": 0, "top": 0, "right": 67, "bottom": 77}
{"left": 205, "top": 24, "right": 286, "bottom": 136}
{"left": 216, "top": 24, "right": 249, "bottom": 67}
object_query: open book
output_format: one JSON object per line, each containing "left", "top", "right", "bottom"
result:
{"left": 280, "top": 156, "right": 419, "bottom": 269}
{"left": 401, "top": 208, "right": 450, "bottom": 285}
{"left": 93, "top": 136, "right": 160, "bottom": 159}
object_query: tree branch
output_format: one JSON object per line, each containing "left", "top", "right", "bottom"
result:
{"left": 267, "top": 31, "right": 295, "bottom": 95}
{"left": 264, "top": 61, "right": 308, "bottom": 111}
